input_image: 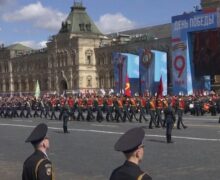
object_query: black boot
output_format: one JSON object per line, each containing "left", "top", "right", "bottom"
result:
{"left": 168, "top": 134, "right": 174, "bottom": 143}
{"left": 166, "top": 134, "right": 169, "bottom": 143}
{"left": 63, "top": 126, "right": 66, "bottom": 133}
{"left": 63, "top": 126, "right": 68, "bottom": 133}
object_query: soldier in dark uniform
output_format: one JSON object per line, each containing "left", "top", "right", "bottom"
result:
{"left": 164, "top": 100, "right": 176, "bottom": 143}
{"left": 122, "top": 96, "right": 130, "bottom": 122}
{"left": 58, "top": 98, "right": 65, "bottom": 120}
{"left": 25, "top": 99, "right": 32, "bottom": 118}
{"left": 5, "top": 102, "right": 12, "bottom": 118}
{"left": 22, "top": 123, "right": 54, "bottom": 180}
{"left": 20, "top": 100, "right": 26, "bottom": 118}
{"left": 110, "top": 127, "right": 152, "bottom": 180}
{"left": 33, "top": 99, "right": 40, "bottom": 118}
{"left": 63, "top": 101, "right": 70, "bottom": 133}
{"left": 39, "top": 99, "right": 45, "bottom": 118}
{"left": 11, "top": 101, "right": 19, "bottom": 118}
{"left": 194, "top": 97, "right": 201, "bottom": 116}
{"left": 44, "top": 101, "right": 50, "bottom": 119}
{"left": 209, "top": 98, "right": 217, "bottom": 116}
{"left": 0, "top": 102, "right": 5, "bottom": 117}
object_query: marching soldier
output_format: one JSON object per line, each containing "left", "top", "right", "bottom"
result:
{"left": 122, "top": 96, "right": 131, "bottom": 122}
{"left": 39, "top": 99, "right": 45, "bottom": 118}
{"left": 138, "top": 96, "right": 148, "bottom": 123}
{"left": 76, "top": 96, "right": 85, "bottom": 121}
{"left": 177, "top": 97, "right": 187, "bottom": 129}
{"left": 20, "top": 100, "right": 26, "bottom": 118}
{"left": 149, "top": 97, "right": 157, "bottom": 129}
{"left": 67, "top": 96, "right": 75, "bottom": 120}
{"left": 33, "top": 99, "right": 40, "bottom": 118}
{"left": 115, "top": 95, "right": 123, "bottom": 122}
{"left": 106, "top": 95, "right": 114, "bottom": 122}
{"left": 11, "top": 101, "right": 19, "bottom": 118}
{"left": 194, "top": 97, "right": 201, "bottom": 116}
{"left": 44, "top": 101, "right": 50, "bottom": 119}
{"left": 25, "top": 99, "right": 32, "bottom": 118}
{"left": 110, "top": 127, "right": 152, "bottom": 180}
{"left": 0, "top": 102, "right": 5, "bottom": 118}
{"left": 164, "top": 100, "right": 176, "bottom": 143}
{"left": 22, "top": 123, "right": 54, "bottom": 180}
{"left": 63, "top": 101, "right": 70, "bottom": 133}
{"left": 58, "top": 97, "right": 65, "bottom": 120}
{"left": 86, "top": 95, "right": 95, "bottom": 121}
{"left": 96, "top": 95, "right": 104, "bottom": 122}
{"left": 162, "top": 97, "right": 169, "bottom": 127}
{"left": 129, "top": 96, "right": 138, "bottom": 122}
{"left": 155, "top": 96, "right": 164, "bottom": 127}
{"left": 5, "top": 102, "right": 12, "bottom": 118}
{"left": 209, "top": 98, "right": 217, "bottom": 116}
{"left": 50, "top": 97, "right": 57, "bottom": 120}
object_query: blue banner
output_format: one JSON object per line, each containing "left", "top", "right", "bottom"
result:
{"left": 139, "top": 49, "right": 167, "bottom": 95}
{"left": 113, "top": 52, "right": 128, "bottom": 93}
{"left": 172, "top": 9, "right": 220, "bottom": 95}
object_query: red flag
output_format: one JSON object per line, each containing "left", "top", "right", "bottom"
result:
{"left": 124, "top": 74, "right": 131, "bottom": 97}
{"left": 157, "top": 76, "right": 163, "bottom": 98}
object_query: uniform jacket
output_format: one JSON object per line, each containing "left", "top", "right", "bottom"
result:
{"left": 22, "top": 150, "right": 53, "bottom": 180}
{"left": 110, "top": 161, "right": 152, "bottom": 180}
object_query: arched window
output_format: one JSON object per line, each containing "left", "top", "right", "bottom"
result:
{"left": 87, "top": 76, "right": 92, "bottom": 87}
{"left": 85, "top": 49, "right": 93, "bottom": 65}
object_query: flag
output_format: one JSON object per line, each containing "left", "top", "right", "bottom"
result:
{"left": 124, "top": 74, "right": 131, "bottom": 97}
{"left": 34, "top": 80, "right": 40, "bottom": 99}
{"left": 157, "top": 75, "right": 163, "bottom": 98}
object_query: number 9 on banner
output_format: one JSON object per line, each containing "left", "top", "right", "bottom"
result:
{"left": 174, "top": 55, "right": 185, "bottom": 78}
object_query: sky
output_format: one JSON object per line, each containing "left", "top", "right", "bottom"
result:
{"left": 0, "top": 0, "right": 201, "bottom": 49}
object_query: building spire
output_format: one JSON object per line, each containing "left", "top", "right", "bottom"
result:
{"left": 71, "top": 0, "right": 85, "bottom": 11}
{"left": 74, "top": 0, "right": 83, "bottom": 7}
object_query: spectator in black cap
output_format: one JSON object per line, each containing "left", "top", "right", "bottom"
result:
{"left": 22, "top": 123, "right": 54, "bottom": 180}
{"left": 110, "top": 127, "right": 152, "bottom": 180}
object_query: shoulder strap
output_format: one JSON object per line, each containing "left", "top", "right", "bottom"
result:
{"left": 35, "top": 158, "right": 46, "bottom": 180}
{"left": 52, "top": 164, "right": 55, "bottom": 180}
{"left": 137, "top": 172, "right": 146, "bottom": 180}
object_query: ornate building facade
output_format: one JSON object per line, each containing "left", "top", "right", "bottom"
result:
{"left": 0, "top": 2, "right": 110, "bottom": 94}
{"left": 0, "top": 0, "right": 220, "bottom": 95}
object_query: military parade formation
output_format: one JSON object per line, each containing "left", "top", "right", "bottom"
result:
{"left": 0, "top": 90, "right": 217, "bottom": 180}
{"left": 0, "top": 93, "right": 220, "bottom": 131}
{"left": 18, "top": 91, "right": 220, "bottom": 180}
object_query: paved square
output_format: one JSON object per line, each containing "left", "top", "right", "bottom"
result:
{"left": 0, "top": 115, "right": 219, "bottom": 180}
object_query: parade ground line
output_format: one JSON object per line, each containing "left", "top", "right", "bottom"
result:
{"left": 1, "top": 123, "right": 220, "bottom": 142}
